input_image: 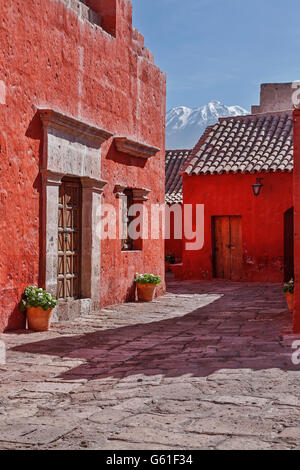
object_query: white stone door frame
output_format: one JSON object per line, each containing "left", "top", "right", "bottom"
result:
{"left": 38, "top": 109, "right": 113, "bottom": 320}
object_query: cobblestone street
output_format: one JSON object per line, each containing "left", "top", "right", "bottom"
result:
{"left": 1, "top": 279, "right": 300, "bottom": 450}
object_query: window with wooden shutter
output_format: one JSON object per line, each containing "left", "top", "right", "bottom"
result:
{"left": 121, "top": 189, "right": 134, "bottom": 251}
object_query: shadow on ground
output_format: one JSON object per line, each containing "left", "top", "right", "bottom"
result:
{"left": 11, "top": 281, "right": 298, "bottom": 382}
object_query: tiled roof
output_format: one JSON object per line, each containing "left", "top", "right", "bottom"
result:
{"left": 182, "top": 111, "right": 293, "bottom": 176}
{"left": 165, "top": 149, "right": 190, "bottom": 203}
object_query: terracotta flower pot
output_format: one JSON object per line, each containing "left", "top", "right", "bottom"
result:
{"left": 27, "top": 306, "right": 53, "bottom": 332}
{"left": 285, "top": 292, "right": 294, "bottom": 313}
{"left": 136, "top": 283, "right": 157, "bottom": 302}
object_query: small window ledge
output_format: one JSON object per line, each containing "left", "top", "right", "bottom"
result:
{"left": 64, "top": 0, "right": 101, "bottom": 28}
{"left": 114, "top": 137, "right": 160, "bottom": 159}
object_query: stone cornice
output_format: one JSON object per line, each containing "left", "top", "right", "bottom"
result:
{"left": 132, "top": 188, "right": 151, "bottom": 201}
{"left": 40, "top": 169, "right": 64, "bottom": 186}
{"left": 114, "top": 136, "right": 160, "bottom": 159}
{"left": 41, "top": 170, "right": 107, "bottom": 194}
{"left": 114, "top": 184, "right": 127, "bottom": 198}
{"left": 114, "top": 184, "right": 151, "bottom": 201}
{"left": 38, "top": 108, "right": 113, "bottom": 146}
{"left": 80, "top": 177, "right": 108, "bottom": 194}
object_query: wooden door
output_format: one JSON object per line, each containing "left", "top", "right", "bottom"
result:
{"left": 213, "top": 216, "right": 242, "bottom": 280}
{"left": 57, "top": 179, "right": 82, "bottom": 300}
{"left": 213, "top": 216, "right": 231, "bottom": 279}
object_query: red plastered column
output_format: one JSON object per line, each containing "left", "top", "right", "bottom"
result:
{"left": 293, "top": 110, "right": 300, "bottom": 332}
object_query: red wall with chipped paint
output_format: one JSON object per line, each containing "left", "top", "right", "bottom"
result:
{"left": 0, "top": 0, "right": 166, "bottom": 331}
{"left": 181, "top": 171, "right": 293, "bottom": 282}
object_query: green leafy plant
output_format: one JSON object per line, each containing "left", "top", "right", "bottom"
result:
{"left": 165, "top": 253, "right": 175, "bottom": 264}
{"left": 20, "top": 286, "right": 58, "bottom": 312}
{"left": 135, "top": 273, "right": 162, "bottom": 285}
{"left": 283, "top": 279, "right": 294, "bottom": 294}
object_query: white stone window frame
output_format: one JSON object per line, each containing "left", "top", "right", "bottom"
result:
{"left": 39, "top": 109, "right": 113, "bottom": 320}
{"left": 114, "top": 184, "right": 151, "bottom": 253}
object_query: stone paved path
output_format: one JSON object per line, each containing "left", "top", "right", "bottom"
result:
{"left": 1, "top": 280, "right": 300, "bottom": 450}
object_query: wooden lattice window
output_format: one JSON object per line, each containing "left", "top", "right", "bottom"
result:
{"left": 117, "top": 186, "right": 148, "bottom": 252}
{"left": 121, "top": 189, "right": 134, "bottom": 251}
{"left": 57, "top": 178, "right": 82, "bottom": 300}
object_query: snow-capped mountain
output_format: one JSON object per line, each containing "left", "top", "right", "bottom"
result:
{"left": 166, "top": 101, "right": 249, "bottom": 149}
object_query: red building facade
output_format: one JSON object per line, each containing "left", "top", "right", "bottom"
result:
{"left": 182, "top": 171, "right": 293, "bottom": 282}
{"left": 180, "top": 111, "right": 294, "bottom": 283}
{"left": 0, "top": 0, "right": 166, "bottom": 332}
{"left": 293, "top": 109, "right": 300, "bottom": 333}
{"left": 165, "top": 149, "right": 190, "bottom": 263}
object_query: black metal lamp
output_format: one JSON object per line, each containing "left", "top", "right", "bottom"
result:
{"left": 252, "top": 178, "right": 264, "bottom": 197}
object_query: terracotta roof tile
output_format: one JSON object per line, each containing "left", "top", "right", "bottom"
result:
{"left": 165, "top": 149, "right": 190, "bottom": 204}
{"left": 182, "top": 111, "right": 293, "bottom": 176}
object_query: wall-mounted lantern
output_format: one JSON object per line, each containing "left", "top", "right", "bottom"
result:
{"left": 252, "top": 178, "right": 264, "bottom": 197}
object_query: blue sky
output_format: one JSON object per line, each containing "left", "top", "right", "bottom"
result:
{"left": 130, "top": 0, "right": 300, "bottom": 112}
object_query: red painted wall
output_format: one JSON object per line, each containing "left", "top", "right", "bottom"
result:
{"left": 293, "top": 110, "right": 300, "bottom": 332}
{"left": 165, "top": 238, "right": 183, "bottom": 263}
{"left": 0, "top": 0, "right": 166, "bottom": 331}
{"left": 182, "top": 171, "right": 293, "bottom": 282}
{"left": 165, "top": 204, "right": 183, "bottom": 262}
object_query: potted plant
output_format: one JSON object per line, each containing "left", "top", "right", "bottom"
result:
{"left": 165, "top": 253, "right": 175, "bottom": 272}
{"left": 283, "top": 279, "right": 294, "bottom": 312}
{"left": 135, "top": 273, "right": 162, "bottom": 302}
{"left": 20, "top": 286, "right": 57, "bottom": 332}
